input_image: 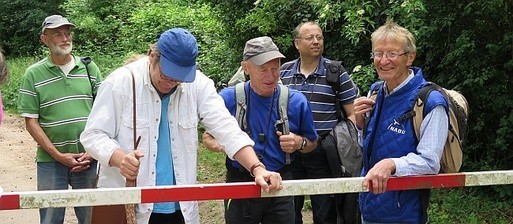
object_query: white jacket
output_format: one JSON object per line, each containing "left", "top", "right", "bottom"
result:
{"left": 81, "top": 57, "right": 254, "bottom": 224}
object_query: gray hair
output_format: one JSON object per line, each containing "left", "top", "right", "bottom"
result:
{"left": 371, "top": 19, "right": 416, "bottom": 53}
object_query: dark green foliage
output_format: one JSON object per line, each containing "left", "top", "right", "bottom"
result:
{"left": 62, "top": 0, "right": 148, "bottom": 56}
{"left": 62, "top": 0, "right": 237, "bottom": 84}
{"left": 0, "top": 0, "right": 66, "bottom": 57}
{"left": 1, "top": 0, "right": 512, "bottom": 221}
{"left": 418, "top": 1, "right": 513, "bottom": 176}
{"left": 119, "top": 1, "right": 238, "bottom": 84}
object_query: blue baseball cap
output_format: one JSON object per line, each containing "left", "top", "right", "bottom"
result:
{"left": 157, "top": 28, "right": 198, "bottom": 83}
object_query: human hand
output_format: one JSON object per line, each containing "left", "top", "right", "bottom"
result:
{"left": 120, "top": 150, "right": 144, "bottom": 180}
{"left": 353, "top": 96, "right": 375, "bottom": 129}
{"left": 58, "top": 153, "right": 88, "bottom": 169}
{"left": 276, "top": 131, "right": 300, "bottom": 153}
{"left": 70, "top": 153, "right": 93, "bottom": 172}
{"left": 362, "top": 159, "right": 396, "bottom": 194}
{"left": 202, "top": 131, "right": 224, "bottom": 152}
{"left": 252, "top": 167, "right": 283, "bottom": 193}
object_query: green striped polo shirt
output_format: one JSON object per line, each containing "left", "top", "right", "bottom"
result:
{"left": 17, "top": 55, "right": 102, "bottom": 162}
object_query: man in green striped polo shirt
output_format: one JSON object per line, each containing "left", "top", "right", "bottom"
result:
{"left": 17, "top": 15, "right": 103, "bottom": 224}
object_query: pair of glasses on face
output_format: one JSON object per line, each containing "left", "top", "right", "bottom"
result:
{"left": 298, "top": 35, "right": 324, "bottom": 42}
{"left": 46, "top": 32, "right": 73, "bottom": 38}
{"left": 159, "top": 73, "right": 180, "bottom": 83}
{"left": 370, "top": 51, "right": 408, "bottom": 60}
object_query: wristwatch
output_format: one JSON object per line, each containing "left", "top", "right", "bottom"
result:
{"left": 298, "top": 137, "right": 307, "bottom": 152}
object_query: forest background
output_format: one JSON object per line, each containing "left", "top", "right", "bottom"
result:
{"left": 0, "top": 0, "right": 512, "bottom": 223}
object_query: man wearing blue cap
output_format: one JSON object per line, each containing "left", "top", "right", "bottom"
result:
{"left": 81, "top": 28, "right": 284, "bottom": 224}
{"left": 18, "top": 14, "right": 102, "bottom": 224}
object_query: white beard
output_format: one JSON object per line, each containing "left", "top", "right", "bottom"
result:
{"left": 51, "top": 42, "right": 73, "bottom": 56}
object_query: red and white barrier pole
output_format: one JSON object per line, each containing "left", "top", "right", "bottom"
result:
{"left": 1, "top": 170, "right": 512, "bottom": 210}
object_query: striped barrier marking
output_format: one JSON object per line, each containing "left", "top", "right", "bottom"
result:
{"left": 0, "top": 170, "right": 512, "bottom": 210}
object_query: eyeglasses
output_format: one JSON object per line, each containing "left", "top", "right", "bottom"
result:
{"left": 159, "top": 72, "right": 180, "bottom": 83}
{"left": 46, "top": 32, "right": 73, "bottom": 38}
{"left": 370, "top": 51, "right": 408, "bottom": 60}
{"left": 297, "top": 35, "right": 324, "bottom": 42}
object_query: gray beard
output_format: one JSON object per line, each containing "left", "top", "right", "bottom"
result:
{"left": 53, "top": 43, "right": 73, "bottom": 56}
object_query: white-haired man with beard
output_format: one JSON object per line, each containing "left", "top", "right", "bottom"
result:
{"left": 17, "top": 15, "right": 102, "bottom": 224}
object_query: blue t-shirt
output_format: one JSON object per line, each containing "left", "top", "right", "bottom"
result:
{"left": 153, "top": 94, "right": 179, "bottom": 214}
{"left": 220, "top": 82, "right": 318, "bottom": 171}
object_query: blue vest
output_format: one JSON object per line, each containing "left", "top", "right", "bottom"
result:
{"left": 360, "top": 67, "right": 446, "bottom": 223}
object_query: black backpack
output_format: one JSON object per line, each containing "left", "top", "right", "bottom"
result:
{"left": 322, "top": 60, "right": 362, "bottom": 178}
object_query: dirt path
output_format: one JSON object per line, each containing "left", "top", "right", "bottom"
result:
{"left": 0, "top": 113, "right": 78, "bottom": 223}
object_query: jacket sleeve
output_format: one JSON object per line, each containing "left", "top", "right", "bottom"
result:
{"left": 194, "top": 72, "right": 254, "bottom": 159}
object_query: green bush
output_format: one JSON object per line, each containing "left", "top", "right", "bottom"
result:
{"left": 2, "top": 0, "right": 512, "bottom": 221}
{"left": 62, "top": 0, "right": 146, "bottom": 56}
{"left": 0, "top": 0, "right": 66, "bottom": 57}
{"left": 1, "top": 57, "right": 36, "bottom": 113}
{"left": 430, "top": 188, "right": 513, "bottom": 223}
{"left": 63, "top": 0, "right": 239, "bottom": 86}
{"left": 1, "top": 52, "right": 127, "bottom": 113}
{"left": 118, "top": 1, "right": 239, "bottom": 85}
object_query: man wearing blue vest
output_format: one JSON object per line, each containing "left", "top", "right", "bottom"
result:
{"left": 353, "top": 20, "right": 449, "bottom": 223}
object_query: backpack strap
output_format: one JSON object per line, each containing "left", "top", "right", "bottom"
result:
{"left": 324, "top": 60, "right": 360, "bottom": 121}
{"left": 235, "top": 83, "right": 291, "bottom": 164}
{"left": 81, "top": 56, "right": 95, "bottom": 101}
{"left": 364, "top": 81, "right": 384, "bottom": 135}
{"left": 324, "top": 60, "right": 345, "bottom": 122}
{"left": 235, "top": 83, "right": 249, "bottom": 134}
{"left": 411, "top": 82, "right": 440, "bottom": 141}
{"left": 324, "top": 60, "right": 343, "bottom": 92}
{"left": 277, "top": 85, "right": 290, "bottom": 134}
{"left": 277, "top": 85, "right": 291, "bottom": 164}
{"left": 387, "top": 82, "right": 440, "bottom": 139}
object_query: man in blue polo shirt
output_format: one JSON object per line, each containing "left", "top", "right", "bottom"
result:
{"left": 280, "top": 21, "right": 359, "bottom": 224}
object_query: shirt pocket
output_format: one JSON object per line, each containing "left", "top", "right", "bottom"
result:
{"left": 120, "top": 116, "right": 150, "bottom": 152}
{"left": 177, "top": 117, "right": 198, "bottom": 152}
